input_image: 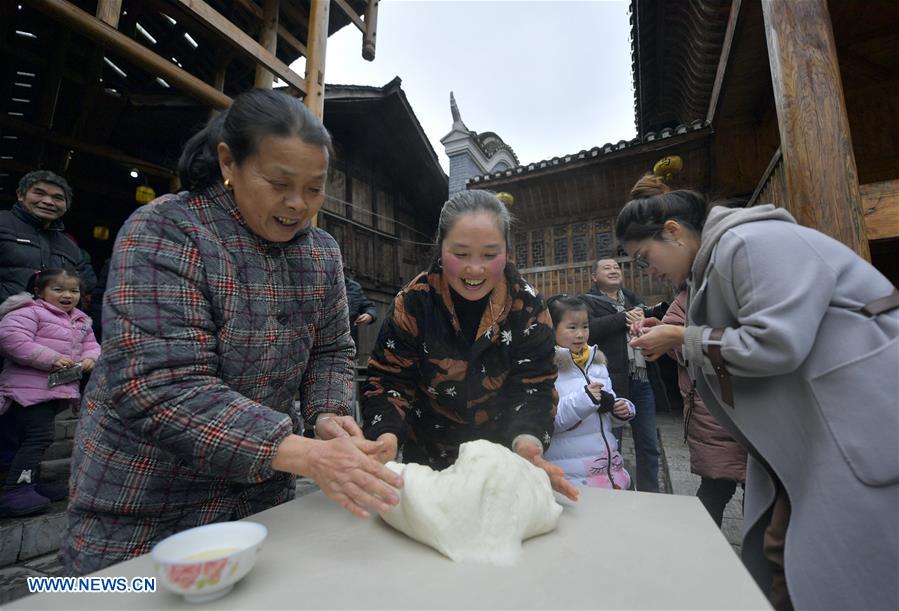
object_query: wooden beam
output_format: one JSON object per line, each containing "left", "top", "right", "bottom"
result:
{"left": 174, "top": 0, "right": 305, "bottom": 94}
{"left": 305, "top": 0, "right": 329, "bottom": 227}
{"left": 304, "top": 0, "right": 329, "bottom": 118}
{"left": 25, "top": 0, "right": 231, "bottom": 109}
{"left": 706, "top": 0, "right": 742, "bottom": 125}
{"left": 233, "top": 0, "right": 307, "bottom": 56}
{"left": 747, "top": 148, "right": 783, "bottom": 207}
{"left": 254, "top": 0, "right": 279, "bottom": 89}
{"left": 333, "top": 0, "right": 364, "bottom": 32}
{"left": 280, "top": 1, "right": 309, "bottom": 34}
{"left": 363, "top": 0, "right": 379, "bottom": 61}
{"left": 861, "top": 180, "right": 899, "bottom": 241}
{"left": 96, "top": 0, "right": 122, "bottom": 27}
{"left": 0, "top": 159, "right": 141, "bottom": 203}
{"left": 0, "top": 114, "right": 175, "bottom": 179}
{"left": 761, "top": 0, "right": 870, "bottom": 260}
{"left": 276, "top": 22, "right": 307, "bottom": 57}
{"left": 209, "top": 51, "right": 231, "bottom": 119}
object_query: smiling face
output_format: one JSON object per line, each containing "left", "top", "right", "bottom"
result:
{"left": 18, "top": 181, "right": 68, "bottom": 225}
{"left": 440, "top": 212, "right": 508, "bottom": 301}
{"left": 592, "top": 258, "right": 622, "bottom": 292}
{"left": 38, "top": 274, "right": 81, "bottom": 313}
{"left": 218, "top": 136, "right": 328, "bottom": 243}
{"left": 554, "top": 308, "right": 590, "bottom": 353}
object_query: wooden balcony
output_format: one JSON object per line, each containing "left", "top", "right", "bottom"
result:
{"left": 750, "top": 148, "right": 899, "bottom": 242}
{"left": 518, "top": 258, "right": 674, "bottom": 306}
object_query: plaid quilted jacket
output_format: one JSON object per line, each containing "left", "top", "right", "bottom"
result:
{"left": 362, "top": 265, "right": 557, "bottom": 470}
{"left": 62, "top": 184, "right": 353, "bottom": 575}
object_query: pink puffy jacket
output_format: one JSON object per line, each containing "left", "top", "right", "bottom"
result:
{"left": 0, "top": 293, "right": 101, "bottom": 413}
{"left": 662, "top": 291, "right": 746, "bottom": 482}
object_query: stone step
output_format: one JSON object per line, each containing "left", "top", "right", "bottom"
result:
{"left": 54, "top": 416, "right": 78, "bottom": 442}
{"left": 0, "top": 551, "right": 66, "bottom": 606}
{"left": 0, "top": 500, "right": 68, "bottom": 569}
{"left": 42, "top": 439, "right": 73, "bottom": 462}
{"left": 40, "top": 457, "right": 71, "bottom": 484}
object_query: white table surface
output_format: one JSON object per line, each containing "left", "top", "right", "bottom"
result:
{"left": 11, "top": 488, "right": 770, "bottom": 610}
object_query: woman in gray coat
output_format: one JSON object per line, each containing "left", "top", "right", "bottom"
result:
{"left": 618, "top": 189, "right": 898, "bottom": 610}
{"left": 62, "top": 90, "right": 401, "bottom": 575}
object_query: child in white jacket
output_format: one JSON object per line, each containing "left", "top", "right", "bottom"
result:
{"left": 545, "top": 296, "right": 635, "bottom": 489}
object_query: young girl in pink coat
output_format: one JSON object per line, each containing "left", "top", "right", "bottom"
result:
{"left": 0, "top": 267, "right": 100, "bottom": 516}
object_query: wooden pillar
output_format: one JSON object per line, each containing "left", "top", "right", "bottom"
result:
{"left": 209, "top": 52, "right": 231, "bottom": 119}
{"left": 304, "top": 0, "right": 329, "bottom": 119}
{"left": 305, "top": 0, "right": 329, "bottom": 227}
{"left": 362, "top": 0, "right": 378, "bottom": 61}
{"left": 254, "top": 0, "right": 279, "bottom": 88}
{"left": 95, "top": 0, "right": 122, "bottom": 27}
{"left": 761, "top": 0, "right": 870, "bottom": 260}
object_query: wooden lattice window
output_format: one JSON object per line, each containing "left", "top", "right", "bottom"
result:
{"left": 514, "top": 231, "right": 528, "bottom": 267}
{"left": 530, "top": 230, "right": 545, "bottom": 267}
{"left": 594, "top": 220, "right": 614, "bottom": 259}
{"left": 572, "top": 223, "right": 588, "bottom": 262}
{"left": 553, "top": 226, "right": 569, "bottom": 265}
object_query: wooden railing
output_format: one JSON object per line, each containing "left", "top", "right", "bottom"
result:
{"left": 748, "top": 148, "right": 788, "bottom": 208}
{"left": 518, "top": 258, "right": 673, "bottom": 305}
{"left": 749, "top": 149, "right": 899, "bottom": 241}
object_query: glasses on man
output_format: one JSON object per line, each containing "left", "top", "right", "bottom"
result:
{"left": 633, "top": 251, "right": 650, "bottom": 270}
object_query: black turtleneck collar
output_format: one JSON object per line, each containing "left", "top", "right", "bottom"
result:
{"left": 449, "top": 287, "right": 490, "bottom": 346}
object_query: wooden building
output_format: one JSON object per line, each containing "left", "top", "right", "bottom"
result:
{"left": 0, "top": 1, "right": 449, "bottom": 362}
{"left": 0, "top": 0, "right": 377, "bottom": 265}
{"left": 470, "top": 0, "right": 898, "bottom": 300}
{"left": 319, "top": 78, "right": 446, "bottom": 363}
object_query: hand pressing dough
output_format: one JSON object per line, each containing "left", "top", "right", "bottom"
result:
{"left": 379, "top": 440, "right": 563, "bottom": 565}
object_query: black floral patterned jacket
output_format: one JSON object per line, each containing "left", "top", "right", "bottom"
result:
{"left": 362, "top": 265, "right": 557, "bottom": 469}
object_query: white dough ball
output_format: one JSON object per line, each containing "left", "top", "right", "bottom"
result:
{"left": 380, "top": 440, "right": 563, "bottom": 565}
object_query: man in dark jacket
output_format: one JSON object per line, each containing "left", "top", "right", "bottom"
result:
{"left": 0, "top": 171, "right": 97, "bottom": 471}
{"left": 581, "top": 258, "right": 667, "bottom": 492}
{"left": 0, "top": 171, "right": 97, "bottom": 301}
{"left": 344, "top": 270, "right": 377, "bottom": 349}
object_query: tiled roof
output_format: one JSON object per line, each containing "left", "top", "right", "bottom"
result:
{"left": 466, "top": 119, "right": 710, "bottom": 185}
{"left": 629, "top": 0, "right": 731, "bottom": 136}
{"left": 474, "top": 132, "right": 520, "bottom": 165}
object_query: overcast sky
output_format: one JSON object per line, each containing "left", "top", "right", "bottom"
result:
{"left": 292, "top": 1, "right": 636, "bottom": 173}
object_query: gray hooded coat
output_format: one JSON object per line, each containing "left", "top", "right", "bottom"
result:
{"left": 681, "top": 205, "right": 898, "bottom": 610}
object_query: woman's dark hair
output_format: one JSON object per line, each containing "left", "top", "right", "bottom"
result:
{"left": 546, "top": 295, "right": 589, "bottom": 329}
{"left": 433, "top": 189, "right": 521, "bottom": 283}
{"left": 178, "top": 89, "right": 333, "bottom": 190}
{"left": 28, "top": 267, "right": 82, "bottom": 296}
{"left": 615, "top": 173, "right": 708, "bottom": 243}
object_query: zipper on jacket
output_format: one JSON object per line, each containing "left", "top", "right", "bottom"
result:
{"left": 569, "top": 349, "right": 619, "bottom": 489}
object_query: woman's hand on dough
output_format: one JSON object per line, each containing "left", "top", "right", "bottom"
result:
{"left": 272, "top": 434, "right": 403, "bottom": 518}
{"left": 516, "top": 442, "right": 580, "bottom": 502}
{"left": 628, "top": 324, "right": 684, "bottom": 361}
{"left": 315, "top": 413, "right": 364, "bottom": 440}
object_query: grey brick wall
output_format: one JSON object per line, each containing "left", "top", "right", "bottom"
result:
{"left": 448, "top": 153, "right": 483, "bottom": 196}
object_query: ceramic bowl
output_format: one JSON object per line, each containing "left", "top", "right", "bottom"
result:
{"left": 151, "top": 521, "right": 267, "bottom": 603}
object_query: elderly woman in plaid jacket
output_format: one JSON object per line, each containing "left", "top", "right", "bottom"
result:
{"left": 61, "top": 90, "right": 401, "bottom": 575}
{"left": 362, "top": 190, "right": 579, "bottom": 501}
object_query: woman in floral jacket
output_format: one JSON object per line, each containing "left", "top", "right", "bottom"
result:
{"left": 362, "top": 190, "right": 578, "bottom": 500}
{"left": 62, "top": 90, "right": 401, "bottom": 575}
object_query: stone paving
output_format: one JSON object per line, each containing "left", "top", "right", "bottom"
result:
{"left": 650, "top": 410, "right": 744, "bottom": 555}
{"left": 1, "top": 410, "right": 743, "bottom": 605}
